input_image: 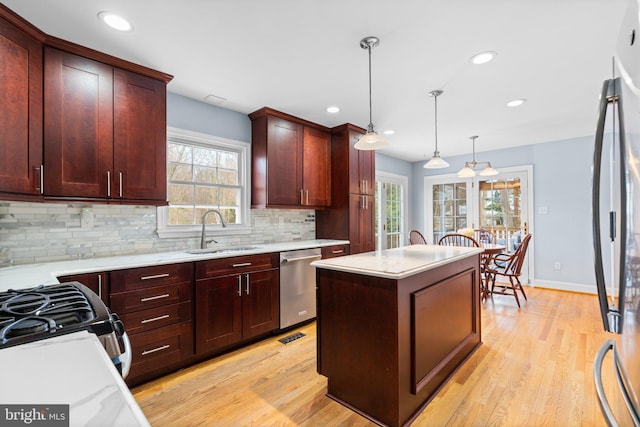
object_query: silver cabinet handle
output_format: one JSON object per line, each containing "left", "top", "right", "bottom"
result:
{"left": 141, "top": 273, "right": 170, "bottom": 280}
{"left": 332, "top": 249, "right": 344, "bottom": 254}
{"left": 140, "top": 293, "right": 170, "bottom": 302}
{"left": 119, "top": 172, "right": 123, "bottom": 198}
{"left": 141, "top": 314, "right": 170, "bottom": 324}
{"left": 107, "top": 171, "right": 111, "bottom": 197}
{"left": 97, "top": 274, "right": 102, "bottom": 298}
{"left": 232, "top": 262, "right": 252, "bottom": 268}
{"left": 141, "top": 344, "right": 170, "bottom": 356}
{"left": 300, "top": 189, "right": 304, "bottom": 205}
{"left": 306, "top": 189, "right": 309, "bottom": 205}
{"left": 237, "top": 275, "right": 242, "bottom": 296}
{"left": 245, "top": 273, "right": 250, "bottom": 295}
{"left": 36, "top": 165, "right": 44, "bottom": 194}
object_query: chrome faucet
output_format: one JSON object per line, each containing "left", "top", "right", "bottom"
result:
{"left": 200, "top": 209, "right": 227, "bottom": 249}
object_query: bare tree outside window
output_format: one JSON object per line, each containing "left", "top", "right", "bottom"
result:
{"left": 167, "top": 141, "right": 242, "bottom": 226}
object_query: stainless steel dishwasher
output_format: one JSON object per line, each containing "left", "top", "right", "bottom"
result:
{"left": 279, "top": 248, "right": 322, "bottom": 329}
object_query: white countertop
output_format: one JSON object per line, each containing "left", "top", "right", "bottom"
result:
{"left": 0, "top": 331, "right": 149, "bottom": 427}
{"left": 311, "top": 244, "right": 482, "bottom": 279}
{"left": 0, "top": 239, "right": 348, "bottom": 291}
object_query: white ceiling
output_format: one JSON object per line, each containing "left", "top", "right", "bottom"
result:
{"left": 3, "top": 0, "right": 629, "bottom": 162}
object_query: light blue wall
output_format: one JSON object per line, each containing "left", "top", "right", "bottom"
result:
{"left": 167, "top": 94, "right": 595, "bottom": 291}
{"left": 167, "top": 92, "right": 251, "bottom": 142}
{"left": 409, "top": 136, "right": 595, "bottom": 290}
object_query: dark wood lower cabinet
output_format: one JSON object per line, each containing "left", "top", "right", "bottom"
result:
{"left": 195, "top": 267, "right": 279, "bottom": 355}
{"left": 58, "top": 272, "right": 109, "bottom": 305}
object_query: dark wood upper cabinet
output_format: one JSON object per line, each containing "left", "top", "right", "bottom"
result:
{"left": 44, "top": 49, "right": 167, "bottom": 203}
{"left": 113, "top": 69, "right": 167, "bottom": 202}
{"left": 44, "top": 47, "right": 113, "bottom": 198}
{"left": 0, "top": 3, "right": 172, "bottom": 204}
{"left": 250, "top": 107, "right": 331, "bottom": 209}
{"left": 0, "top": 13, "right": 43, "bottom": 197}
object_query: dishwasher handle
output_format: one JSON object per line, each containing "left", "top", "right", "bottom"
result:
{"left": 281, "top": 254, "right": 322, "bottom": 264}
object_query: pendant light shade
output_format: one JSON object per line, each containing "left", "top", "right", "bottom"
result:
{"left": 423, "top": 90, "right": 450, "bottom": 169}
{"left": 457, "top": 136, "right": 499, "bottom": 178}
{"left": 354, "top": 36, "right": 387, "bottom": 151}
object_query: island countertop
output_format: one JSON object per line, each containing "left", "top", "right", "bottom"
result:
{"left": 311, "top": 244, "right": 483, "bottom": 280}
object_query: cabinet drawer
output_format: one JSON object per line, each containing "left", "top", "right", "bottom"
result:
{"left": 110, "top": 263, "right": 193, "bottom": 292}
{"left": 321, "top": 244, "right": 350, "bottom": 259}
{"left": 110, "top": 282, "right": 192, "bottom": 314}
{"left": 119, "top": 301, "right": 191, "bottom": 335}
{"left": 195, "top": 253, "right": 278, "bottom": 278}
{"left": 127, "top": 322, "right": 193, "bottom": 383}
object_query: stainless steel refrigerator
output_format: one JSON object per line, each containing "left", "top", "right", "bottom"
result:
{"left": 593, "top": 0, "right": 640, "bottom": 425}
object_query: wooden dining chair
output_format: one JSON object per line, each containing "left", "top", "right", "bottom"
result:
{"left": 474, "top": 229, "right": 495, "bottom": 244}
{"left": 485, "top": 233, "right": 532, "bottom": 307}
{"left": 438, "top": 233, "right": 480, "bottom": 247}
{"left": 409, "top": 230, "right": 428, "bottom": 245}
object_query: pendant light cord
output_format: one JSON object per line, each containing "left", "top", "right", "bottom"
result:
{"left": 367, "top": 44, "right": 374, "bottom": 130}
{"left": 434, "top": 94, "right": 438, "bottom": 153}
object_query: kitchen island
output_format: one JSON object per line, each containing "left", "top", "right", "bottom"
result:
{"left": 312, "top": 244, "right": 483, "bottom": 427}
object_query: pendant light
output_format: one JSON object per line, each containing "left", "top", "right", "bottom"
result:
{"left": 423, "top": 90, "right": 450, "bottom": 169}
{"left": 354, "top": 36, "right": 387, "bottom": 150}
{"left": 457, "top": 136, "right": 499, "bottom": 177}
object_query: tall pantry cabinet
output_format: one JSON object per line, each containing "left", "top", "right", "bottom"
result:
{"left": 316, "top": 124, "right": 376, "bottom": 254}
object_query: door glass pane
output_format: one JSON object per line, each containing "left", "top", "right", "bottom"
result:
{"left": 479, "top": 178, "right": 522, "bottom": 253}
{"left": 385, "top": 182, "right": 402, "bottom": 249}
{"left": 433, "top": 182, "right": 467, "bottom": 243}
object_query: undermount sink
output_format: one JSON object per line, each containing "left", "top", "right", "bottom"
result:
{"left": 185, "top": 246, "right": 260, "bottom": 255}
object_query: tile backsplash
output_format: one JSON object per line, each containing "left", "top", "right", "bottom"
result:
{"left": 0, "top": 202, "right": 315, "bottom": 266}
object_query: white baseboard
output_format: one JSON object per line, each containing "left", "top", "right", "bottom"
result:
{"left": 532, "top": 279, "right": 597, "bottom": 295}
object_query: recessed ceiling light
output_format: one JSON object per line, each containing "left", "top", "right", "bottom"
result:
{"left": 326, "top": 106, "right": 340, "bottom": 113}
{"left": 98, "top": 11, "right": 134, "bottom": 32}
{"left": 383, "top": 129, "right": 395, "bottom": 135}
{"left": 507, "top": 98, "right": 527, "bottom": 107}
{"left": 470, "top": 51, "right": 497, "bottom": 65}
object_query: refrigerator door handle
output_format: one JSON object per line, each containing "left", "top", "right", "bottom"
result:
{"left": 594, "top": 339, "right": 619, "bottom": 427}
{"left": 593, "top": 79, "right": 614, "bottom": 332}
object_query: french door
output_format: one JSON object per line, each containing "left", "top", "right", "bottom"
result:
{"left": 425, "top": 165, "right": 533, "bottom": 283}
{"left": 375, "top": 172, "right": 408, "bottom": 250}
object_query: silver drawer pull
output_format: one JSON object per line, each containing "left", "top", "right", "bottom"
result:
{"left": 331, "top": 249, "right": 344, "bottom": 254}
{"left": 232, "top": 262, "right": 252, "bottom": 268}
{"left": 140, "top": 273, "right": 170, "bottom": 280}
{"left": 141, "top": 314, "right": 170, "bottom": 324}
{"left": 140, "top": 293, "right": 170, "bottom": 302}
{"left": 141, "top": 344, "right": 170, "bottom": 356}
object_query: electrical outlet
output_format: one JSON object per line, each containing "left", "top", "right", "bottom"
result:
{"left": 80, "top": 208, "right": 94, "bottom": 228}
{"left": 554, "top": 262, "right": 561, "bottom": 270}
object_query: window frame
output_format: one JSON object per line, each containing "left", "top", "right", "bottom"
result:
{"left": 375, "top": 171, "right": 408, "bottom": 250}
{"left": 157, "top": 127, "right": 252, "bottom": 239}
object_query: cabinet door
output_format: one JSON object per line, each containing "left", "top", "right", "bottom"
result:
{"left": 349, "top": 194, "right": 375, "bottom": 254}
{"left": 113, "top": 69, "right": 167, "bottom": 201}
{"left": 58, "top": 272, "right": 109, "bottom": 305}
{"left": 347, "top": 130, "right": 375, "bottom": 196}
{"left": 0, "top": 17, "right": 42, "bottom": 195}
{"left": 44, "top": 48, "right": 113, "bottom": 197}
{"left": 303, "top": 127, "right": 331, "bottom": 207}
{"left": 195, "top": 275, "right": 243, "bottom": 354}
{"left": 242, "top": 268, "right": 279, "bottom": 340}
{"left": 266, "top": 116, "right": 303, "bottom": 206}
{"left": 359, "top": 150, "right": 375, "bottom": 196}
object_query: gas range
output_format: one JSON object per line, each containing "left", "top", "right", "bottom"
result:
{"left": 0, "top": 282, "right": 131, "bottom": 377}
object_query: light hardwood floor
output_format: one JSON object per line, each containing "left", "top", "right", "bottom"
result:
{"left": 132, "top": 287, "right": 618, "bottom": 426}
